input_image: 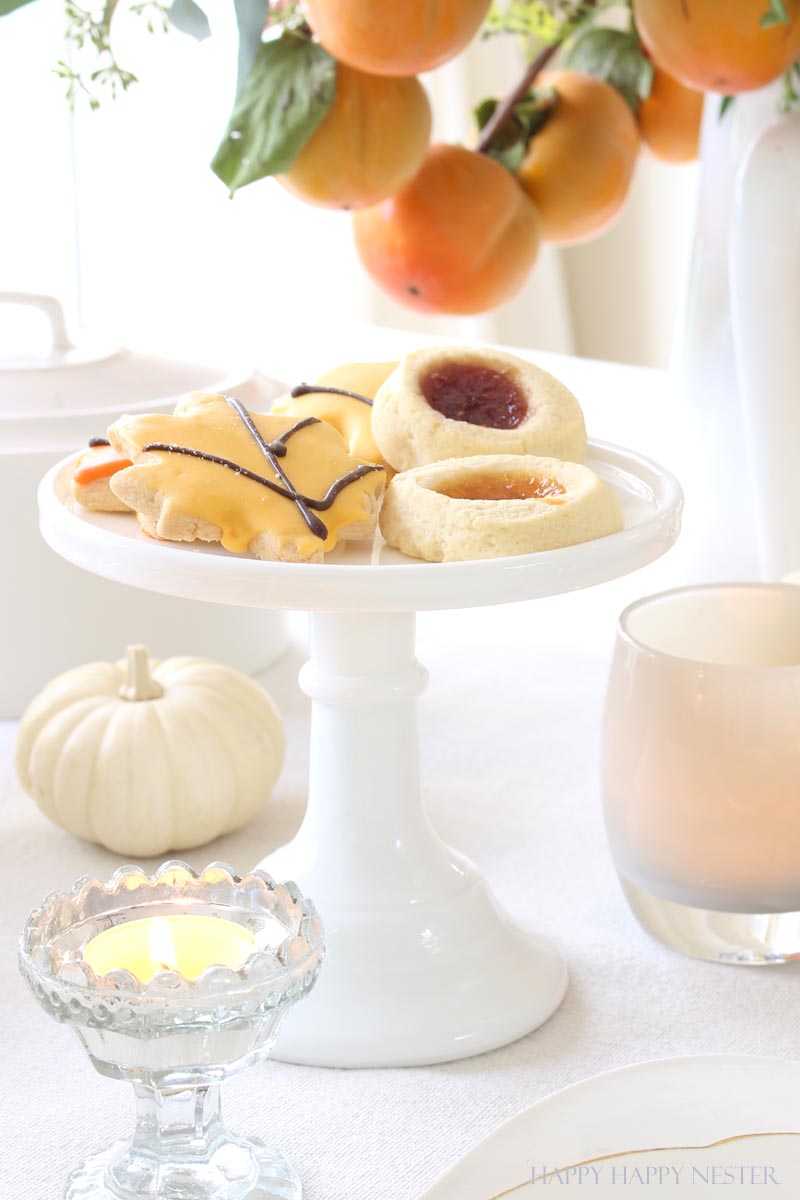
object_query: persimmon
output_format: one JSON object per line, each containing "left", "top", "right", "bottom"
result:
{"left": 638, "top": 68, "right": 704, "bottom": 163}
{"left": 302, "top": 0, "right": 492, "bottom": 77}
{"left": 634, "top": 0, "right": 800, "bottom": 94}
{"left": 515, "top": 72, "right": 639, "bottom": 246}
{"left": 353, "top": 143, "right": 541, "bottom": 315}
{"left": 279, "top": 64, "right": 431, "bottom": 209}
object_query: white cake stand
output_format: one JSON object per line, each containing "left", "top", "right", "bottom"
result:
{"left": 38, "top": 442, "right": 682, "bottom": 1068}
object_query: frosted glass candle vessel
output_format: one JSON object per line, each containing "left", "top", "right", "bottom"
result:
{"left": 18, "top": 861, "right": 324, "bottom": 1200}
{"left": 603, "top": 584, "right": 800, "bottom": 964}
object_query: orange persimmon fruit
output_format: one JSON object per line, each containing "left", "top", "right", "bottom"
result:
{"left": 634, "top": 0, "right": 800, "bottom": 94}
{"left": 279, "top": 64, "right": 431, "bottom": 209}
{"left": 638, "top": 67, "right": 704, "bottom": 163}
{"left": 352, "top": 143, "right": 541, "bottom": 315}
{"left": 302, "top": 0, "right": 492, "bottom": 76}
{"left": 515, "top": 71, "right": 639, "bottom": 246}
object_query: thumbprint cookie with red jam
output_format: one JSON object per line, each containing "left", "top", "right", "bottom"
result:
{"left": 371, "top": 346, "right": 587, "bottom": 472}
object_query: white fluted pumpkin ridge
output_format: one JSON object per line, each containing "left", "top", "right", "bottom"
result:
{"left": 15, "top": 647, "right": 285, "bottom": 856}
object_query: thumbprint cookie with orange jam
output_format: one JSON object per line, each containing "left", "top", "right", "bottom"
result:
{"left": 379, "top": 454, "right": 623, "bottom": 562}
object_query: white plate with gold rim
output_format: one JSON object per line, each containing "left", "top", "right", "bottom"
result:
{"left": 421, "top": 1056, "right": 800, "bottom": 1199}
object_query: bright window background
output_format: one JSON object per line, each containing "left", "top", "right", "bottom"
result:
{"left": 0, "top": 2, "right": 698, "bottom": 367}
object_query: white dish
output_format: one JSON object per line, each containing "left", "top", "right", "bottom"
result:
{"left": 39, "top": 439, "right": 681, "bottom": 612}
{"left": 422, "top": 1056, "right": 800, "bottom": 1199}
{"left": 0, "top": 293, "right": 289, "bottom": 717}
{"left": 0, "top": 292, "right": 260, "bottom": 451}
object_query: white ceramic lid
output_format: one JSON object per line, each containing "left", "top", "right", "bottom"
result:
{"left": 0, "top": 293, "right": 256, "bottom": 452}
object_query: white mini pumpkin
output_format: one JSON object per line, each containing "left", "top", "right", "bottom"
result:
{"left": 15, "top": 646, "right": 286, "bottom": 856}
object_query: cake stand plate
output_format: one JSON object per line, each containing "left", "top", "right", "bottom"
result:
{"left": 39, "top": 442, "right": 682, "bottom": 1068}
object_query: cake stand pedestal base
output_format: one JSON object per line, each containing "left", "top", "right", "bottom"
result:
{"left": 261, "top": 611, "right": 567, "bottom": 1068}
{"left": 39, "top": 439, "right": 682, "bottom": 1069}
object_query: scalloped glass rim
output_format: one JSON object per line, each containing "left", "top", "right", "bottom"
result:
{"left": 19, "top": 860, "right": 324, "bottom": 1005}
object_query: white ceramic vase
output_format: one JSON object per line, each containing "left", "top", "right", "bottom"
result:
{"left": 680, "top": 86, "right": 800, "bottom": 581}
{"left": 731, "top": 107, "right": 800, "bottom": 580}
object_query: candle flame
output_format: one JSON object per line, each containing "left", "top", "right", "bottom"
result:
{"left": 149, "top": 917, "right": 178, "bottom": 974}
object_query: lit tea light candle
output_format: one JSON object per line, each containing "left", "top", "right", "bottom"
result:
{"left": 83, "top": 914, "right": 256, "bottom": 982}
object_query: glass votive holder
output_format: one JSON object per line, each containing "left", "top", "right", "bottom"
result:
{"left": 18, "top": 860, "right": 324, "bottom": 1200}
{"left": 603, "top": 583, "right": 800, "bottom": 964}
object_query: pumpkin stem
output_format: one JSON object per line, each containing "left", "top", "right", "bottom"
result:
{"left": 120, "top": 645, "right": 163, "bottom": 702}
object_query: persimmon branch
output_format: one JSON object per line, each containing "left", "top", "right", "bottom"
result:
{"left": 475, "top": 0, "right": 597, "bottom": 155}
{"left": 476, "top": 41, "right": 561, "bottom": 152}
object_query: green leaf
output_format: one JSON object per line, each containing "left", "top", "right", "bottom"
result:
{"left": 475, "top": 87, "right": 557, "bottom": 174}
{"left": 169, "top": 0, "right": 210, "bottom": 40}
{"left": 475, "top": 97, "right": 500, "bottom": 131}
{"left": 778, "top": 65, "right": 800, "bottom": 111}
{"left": 719, "top": 94, "right": 735, "bottom": 120}
{"left": 211, "top": 33, "right": 337, "bottom": 194}
{"left": 760, "top": 0, "right": 790, "bottom": 28}
{"left": 0, "top": 0, "right": 37, "bottom": 16}
{"left": 561, "top": 25, "right": 654, "bottom": 111}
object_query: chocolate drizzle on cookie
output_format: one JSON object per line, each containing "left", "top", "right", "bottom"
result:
{"left": 142, "top": 396, "right": 383, "bottom": 541}
{"left": 290, "top": 383, "right": 373, "bottom": 407}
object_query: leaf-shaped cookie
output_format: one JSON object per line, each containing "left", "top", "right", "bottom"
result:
{"left": 108, "top": 392, "right": 386, "bottom": 562}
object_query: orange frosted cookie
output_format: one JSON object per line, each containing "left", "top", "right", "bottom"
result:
{"left": 271, "top": 360, "right": 397, "bottom": 467}
{"left": 107, "top": 392, "right": 386, "bottom": 563}
{"left": 71, "top": 438, "right": 132, "bottom": 512}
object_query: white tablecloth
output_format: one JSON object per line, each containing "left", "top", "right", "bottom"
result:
{"left": 3, "top": 344, "right": 798, "bottom": 1199}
